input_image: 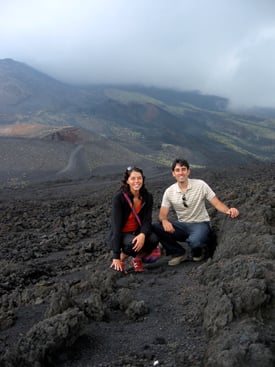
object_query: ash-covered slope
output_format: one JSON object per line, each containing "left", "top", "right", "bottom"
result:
{"left": 0, "top": 162, "right": 274, "bottom": 367}
{"left": 1, "top": 58, "right": 275, "bottom": 170}
{"left": 0, "top": 58, "right": 100, "bottom": 114}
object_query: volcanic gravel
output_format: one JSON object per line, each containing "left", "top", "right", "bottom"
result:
{"left": 0, "top": 163, "right": 274, "bottom": 367}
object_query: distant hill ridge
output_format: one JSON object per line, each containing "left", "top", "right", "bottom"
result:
{"left": 0, "top": 58, "right": 274, "bottom": 187}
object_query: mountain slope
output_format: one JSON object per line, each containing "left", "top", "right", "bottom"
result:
{"left": 0, "top": 58, "right": 274, "bottom": 184}
{"left": 0, "top": 58, "right": 105, "bottom": 114}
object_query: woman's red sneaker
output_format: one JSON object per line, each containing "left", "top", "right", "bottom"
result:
{"left": 142, "top": 244, "right": 161, "bottom": 263}
{"left": 131, "top": 257, "right": 144, "bottom": 272}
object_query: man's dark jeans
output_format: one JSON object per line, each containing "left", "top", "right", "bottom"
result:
{"left": 153, "top": 221, "right": 211, "bottom": 257}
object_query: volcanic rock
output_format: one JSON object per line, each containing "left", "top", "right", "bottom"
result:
{"left": 0, "top": 163, "right": 274, "bottom": 367}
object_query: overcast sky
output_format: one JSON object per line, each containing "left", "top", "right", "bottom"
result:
{"left": 1, "top": 0, "right": 275, "bottom": 108}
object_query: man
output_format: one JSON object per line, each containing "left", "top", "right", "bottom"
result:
{"left": 153, "top": 158, "right": 239, "bottom": 265}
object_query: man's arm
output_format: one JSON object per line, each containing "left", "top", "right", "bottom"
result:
{"left": 158, "top": 206, "right": 170, "bottom": 222}
{"left": 158, "top": 206, "right": 175, "bottom": 233}
{"left": 210, "top": 196, "right": 239, "bottom": 218}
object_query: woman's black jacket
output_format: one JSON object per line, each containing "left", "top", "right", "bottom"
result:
{"left": 109, "top": 190, "right": 154, "bottom": 259}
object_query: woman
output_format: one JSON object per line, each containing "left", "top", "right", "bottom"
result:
{"left": 109, "top": 166, "right": 159, "bottom": 272}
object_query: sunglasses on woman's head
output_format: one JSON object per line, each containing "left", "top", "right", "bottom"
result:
{"left": 127, "top": 166, "right": 140, "bottom": 172}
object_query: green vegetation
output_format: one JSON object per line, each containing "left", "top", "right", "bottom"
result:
{"left": 104, "top": 88, "right": 165, "bottom": 106}
{"left": 207, "top": 132, "right": 267, "bottom": 160}
{"left": 110, "top": 126, "right": 144, "bottom": 140}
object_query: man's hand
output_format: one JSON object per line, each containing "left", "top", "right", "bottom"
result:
{"left": 226, "top": 208, "right": 239, "bottom": 218}
{"left": 161, "top": 219, "right": 175, "bottom": 233}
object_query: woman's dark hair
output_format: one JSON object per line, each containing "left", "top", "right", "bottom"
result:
{"left": 120, "top": 166, "right": 148, "bottom": 198}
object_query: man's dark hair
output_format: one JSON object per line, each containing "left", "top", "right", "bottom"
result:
{"left": 171, "top": 158, "right": 190, "bottom": 171}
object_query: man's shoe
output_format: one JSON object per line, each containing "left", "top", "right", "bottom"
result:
{"left": 192, "top": 248, "right": 205, "bottom": 262}
{"left": 168, "top": 253, "right": 187, "bottom": 266}
{"left": 131, "top": 258, "right": 144, "bottom": 272}
{"left": 192, "top": 255, "right": 204, "bottom": 262}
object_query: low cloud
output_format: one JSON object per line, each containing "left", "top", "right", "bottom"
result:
{"left": 1, "top": 0, "right": 275, "bottom": 108}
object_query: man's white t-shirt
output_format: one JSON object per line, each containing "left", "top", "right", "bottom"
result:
{"left": 161, "top": 179, "right": 216, "bottom": 222}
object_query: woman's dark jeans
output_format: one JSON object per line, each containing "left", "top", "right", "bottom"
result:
{"left": 121, "top": 231, "right": 159, "bottom": 257}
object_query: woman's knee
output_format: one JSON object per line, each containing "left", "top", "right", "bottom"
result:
{"left": 121, "top": 233, "right": 136, "bottom": 256}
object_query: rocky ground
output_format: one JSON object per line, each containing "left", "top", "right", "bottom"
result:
{"left": 0, "top": 163, "right": 274, "bottom": 367}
